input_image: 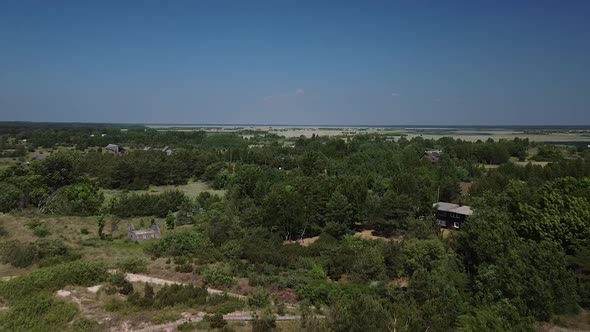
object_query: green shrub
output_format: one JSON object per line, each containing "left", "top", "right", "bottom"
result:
{"left": 153, "top": 284, "right": 208, "bottom": 308}
{"left": 0, "top": 261, "right": 108, "bottom": 302}
{"left": 116, "top": 256, "right": 147, "bottom": 273}
{"left": 0, "top": 225, "right": 7, "bottom": 237}
{"left": 175, "top": 263, "right": 194, "bottom": 273}
{"left": 109, "top": 271, "right": 134, "bottom": 295}
{"left": 104, "top": 297, "right": 127, "bottom": 312}
{"left": 201, "top": 264, "right": 234, "bottom": 287}
{"left": 32, "top": 223, "right": 50, "bottom": 237}
{"left": 151, "top": 308, "right": 182, "bottom": 324}
{"left": 0, "top": 182, "right": 24, "bottom": 212}
{"left": 80, "top": 228, "right": 89, "bottom": 235}
{"left": 0, "top": 239, "right": 77, "bottom": 268}
{"left": 204, "top": 312, "right": 227, "bottom": 329}
{"left": 205, "top": 294, "right": 245, "bottom": 314}
{"left": 110, "top": 190, "right": 188, "bottom": 218}
{"left": 44, "top": 182, "right": 104, "bottom": 216}
{"left": 70, "top": 317, "right": 101, "bottom": 332}
{"left": 177, "top": 321, "right": 209, "bottom": 331}
{"left": 0, "top": 292, "right": 79, "bottom": 331}
{"left": 145, "top": 229, "right": 212, "bottom": 258}
{"left": 248, "top": 289, "right": 271, "bottom": 309}
{"left": 251, "top": 308, "right": 277, "bottom": 332}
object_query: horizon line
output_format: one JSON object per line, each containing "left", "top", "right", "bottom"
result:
{"left": 2, "top": 121, "right": 590, "bottom": 129}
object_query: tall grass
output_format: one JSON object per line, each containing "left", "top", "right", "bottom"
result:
{"left": 0, "top": 292, "right": 79, "bottom": 332}
{"left": 0, "top": 260, "right": 108, "bottom": 302}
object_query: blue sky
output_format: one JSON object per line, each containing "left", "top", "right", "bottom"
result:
{"left": 0, "top": 0, "right": 589, "bottom": 125}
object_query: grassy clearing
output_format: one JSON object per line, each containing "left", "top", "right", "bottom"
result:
{"left": 101, "top": 180, "right": 225, "bottom": 201}
{"left": 0, "top": 212, "right": 179, "bottom": 277}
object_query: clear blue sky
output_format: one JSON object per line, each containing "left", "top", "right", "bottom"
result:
{"left": 1, "top": 0, "right": 589, "bottom": 125}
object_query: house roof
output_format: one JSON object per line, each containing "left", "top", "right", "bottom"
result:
{"left": 423, "top": 150, "right": 442, "bottom": 161}
{"left": 434, "top": 202, "right": 473, "bottom": 216}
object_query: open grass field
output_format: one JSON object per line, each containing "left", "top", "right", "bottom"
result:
{"left": 101, "top": 180, "right": 226, "bottom": 201}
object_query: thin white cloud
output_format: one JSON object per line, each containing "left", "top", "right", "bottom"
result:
{"left": 263, "top": 88, "right": 305, "bottom": 102}
{"left": 391, "top": 92, "right": 400, "bottom": 97}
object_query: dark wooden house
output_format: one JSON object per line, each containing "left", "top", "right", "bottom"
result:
{"left": 434, "top": 202, "right": 473, "bottom": 229}
{"left": 105, "top": 144, "right": 125, "bottom": 154}
{"left": 422, "top": 150, "right": 443, "bottom": 162}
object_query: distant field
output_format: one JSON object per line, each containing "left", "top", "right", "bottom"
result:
{"left": 149, "top": 124, "right": 590, "bottom": 142}
{"left": 101, "top": 180, "right": 225, "bottom": 201}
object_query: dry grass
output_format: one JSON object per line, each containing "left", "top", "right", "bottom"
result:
{"left": 459, "top": 182, "right": 473, "bottom": 195}
{"left": 101, "top": 180, "right": 225, "bottom": 201}
{"left": 513, "top": 160, "right": 551, "bottom": 167}
{"left": 354, "top": 229, "right": 403, "bottom": 242}
{"left": 0, "top": 212, "right": 176, "bottom": 277}
{"left": 283, "top": 236, "right": 320, "bottom": 247}
{"left": 536, "top": 310, "right": 590, "bottom": 332}
{"left": 440, "top": 229, "right": 452, "bottom": 239}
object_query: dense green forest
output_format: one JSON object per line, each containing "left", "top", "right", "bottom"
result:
{"left": 0, "top": 123, "right": 590, "bottom": 331}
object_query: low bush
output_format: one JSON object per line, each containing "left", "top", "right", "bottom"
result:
{"left": 177, "top": 321, "right": 209, "bottom": 331}
{"left": 153, "top": 284, "right": 208, "bottom": 308}
{"left": 175, "top": 263, "right": 194, "bottom": 273}
{"left": 0, "top": 292, "right": 79, "bottom": 331}
{"left": 151, "top": 308, "right": 182, "bottom": 324}
{"left": 31, "top": 223, "right": 50, "bottom": 237}
{"left": 0, "top": 260, "right": 108, "bottom": 302}
{"left": 201, "top": 264, "right": 234, "bottom": 287}
{"left": 145, "top": 229, "right": 212, "bottom": 258}
{"left": 70, "top": 317, "right": 101, "bottom": 332}
{"left": 251, "top": 308, "right": 277, "bottom": 332}
{"left": 204, "top": 312, "right": 227, "bottom": 329}
{"left": 109, "top": 272, "right": 134, "bottom": 295}
{"left": 205, "top": 294, "right": 245, "bottom": 314}
{"left": 0, "top": 182, "right": 24, "bottom": 213}
{"left": 248, "top": 289, "right": 271, "bottom": 309}
{"left": 116, "top": 256, "right": 147, "bottom": 273}
{"left": 0, "top": 239, "right": 78, "bottom": 268}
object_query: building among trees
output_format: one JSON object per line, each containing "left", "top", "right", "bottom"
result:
{"left": 105, "top": 144, "right": 124, "bottom": 154}
{"left": 161, "top": 146, "right": 173, "bottom": 155}
{"left": 422, "top": 149, "right": 443, "bottom": 162}
{"left": 128, "top": 222, "right": 161, "bottom": 241}
{"left": 434, "top": 202, "right": 473, "bottom": 229}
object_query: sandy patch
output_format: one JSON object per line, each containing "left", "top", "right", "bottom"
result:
{"left": 87, "top": 285, "right": 102, "bottom": 293}
{"left": 354, "top": 229, "right": 389, "bottom": 241}
{"left": 283, "top": 236, "right": 320, "bottom": 247}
